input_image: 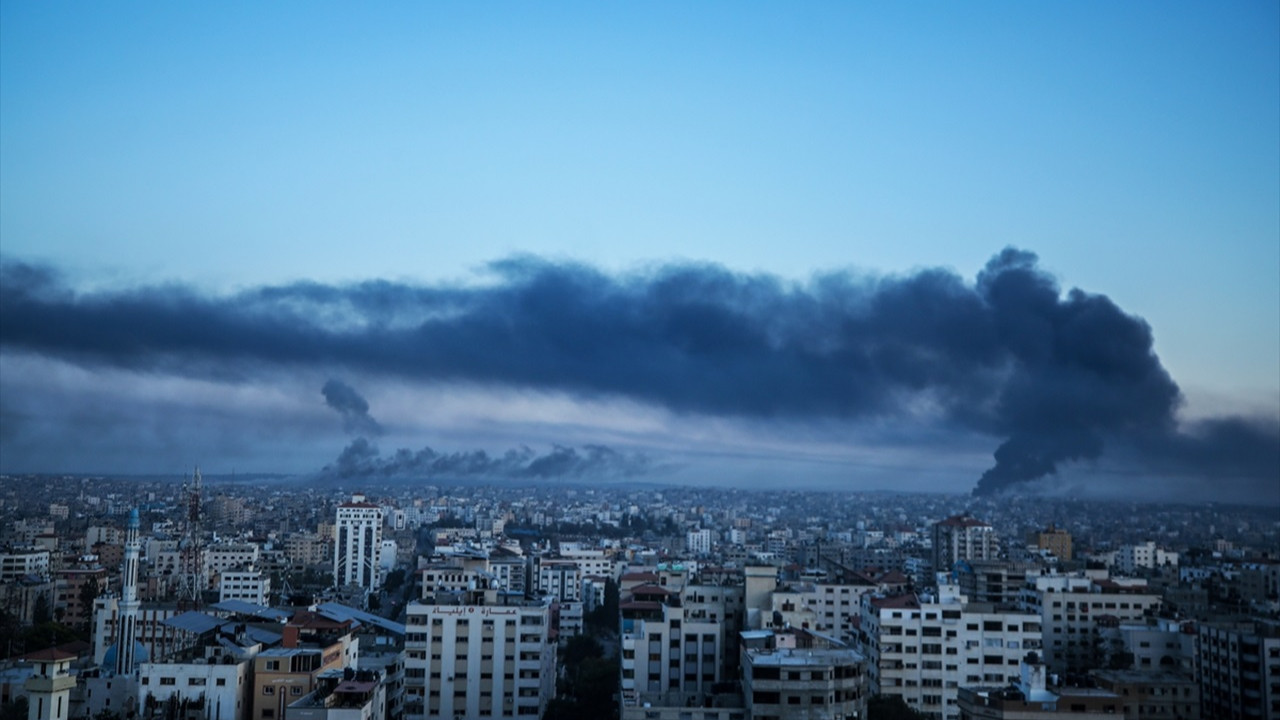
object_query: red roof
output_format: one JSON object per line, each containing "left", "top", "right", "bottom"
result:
{"left": 870, "top": 594, "right": 921, "bottom": 610}
{"left": 23, "top": 648, "right": 77, "bottom": 661}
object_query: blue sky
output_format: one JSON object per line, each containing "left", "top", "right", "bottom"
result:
{"left": 1, "top": 2, "right": 1277, "bottom": 501}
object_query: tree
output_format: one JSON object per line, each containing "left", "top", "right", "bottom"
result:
{"left": 0, "top": 697, "right": 28, "bottom": 720}
{"left": 33, "top": 594, "right": 52, "bottom": 625}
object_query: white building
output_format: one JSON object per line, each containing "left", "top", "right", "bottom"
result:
{"left": 1113, "top": 542, "right": 1179, "bottom": 575}
{"left": 859, "top": 580, "right": 1042, "bottom": 720}
{"left": 23, "top": 648, "right": 76, "bottom": 720}
{"left": 931, "top": 516, "right": 998, "bottom": 573}
{"left": 204, "top": 544, "right": 261, "bottom": 581}
{"left": 686, "top": 529, "right": 713, "bottom": 556}
{"left": 218, "top": 570, "right": 271, "bottom": 605}
{"left": 334, "top": 495, "right": 383, "bottom": 589}
{"left": 0, "top": 548, "right": 50, "bottom": 582}
{"left": 535, "top": 560, "right": 581, "bottom": 602}
{"left": 1018, "top": 572, "right": 1162, "bottom": 673}
{"left": 403, "top": 590, "right": 556, "bottom": 720}
{"left": 137, "top": 621, "right": 262, "bottom": 720}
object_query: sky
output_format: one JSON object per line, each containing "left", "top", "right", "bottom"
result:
{"left": 1, "top": 2, "right": 1277, "bottom": 503}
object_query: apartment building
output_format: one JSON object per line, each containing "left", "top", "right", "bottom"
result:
{"left": 1, "top": 547, "right": 51, "bottom": 582}
{"left": 860, "top": 582, "right": 1043, "bottom": 720}
{"left": 932, "top": 516, "right": 999, "bottom": 575}
{"left": 1196, "top": 619, "right": 1280, "bottom": 720}
{"left": 1019, "top": 573, "right": 1162, "bottom": 674}
{"left": 334, "top": 495, "right": 383, "bottom": 590}
{"left": 741, "top": 626, "right": 867, "bottom": 720}
{"left": 618, "top": 569, "right": 746, "bottom": 718}
{"left": 770, "top": 581, "right": 879, "bottom": 644}
{"left": 534, "top": 559, "right": 581, "bottom": 602}
{"left": 219, "top": 570, "right": 271, "bottom": 605}
{"left": 137, "top": 617, "right": 263, "bottom": 720}
{"left": 285, "top": 668, "right": 386, "bottom": 720}
{"left": 403, "top": 569, "right": 556, "bottom": 719}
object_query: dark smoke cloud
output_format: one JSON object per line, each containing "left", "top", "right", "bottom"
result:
{"left": 324, "top": 437, "right": 655, "bottom": 481}
{"left": 322, "top": 379, "right": 383, "bottom": 436}
{"left": 1, "top": 251, "right": 1276, "bottom": 497}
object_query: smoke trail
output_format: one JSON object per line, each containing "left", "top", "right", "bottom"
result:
{"left": 2, "top": 251, "right": 1275, "bottom": 496}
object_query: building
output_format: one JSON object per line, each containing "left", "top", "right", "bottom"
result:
{"left": 687, "top": 529, "right": 713, "bottom": 556}
{"left": 1113, "top": 543, "right": 1178, "bottom": 576}
{"left": 91, "top": 598, "right": 185, "bottom": 668}
{"left": 860, "top": 580, "right": 1043, "bottom": 720}
{"left": 741, "top": 627, "right": 867, "bottom": 720}
{"left": 23, "top": 649, "right": 77, "bottom": 720}
{"left": 618, "top": 567, "right": 747, "bottom": 718}
{"left": 1089, "top": 669, "right": 1200, "bottom": 720}
{"left": 1027, "top": 526, "right": 1072, "bottom": 563}
{"left": 955, "top": 561, "right": 1037, "bottom": 606}
{"left": 1019, "top": 573, "right": 1162, "bottom": 673}
{"left": 1, "top": 548, "right": 51, "bottom": 583}
{"left": 137, "top": 615, "right": 263, "bottom": 720}
{"left": 933, "top": 517, "right": 999, "bottom": 574}
{"left": 1196, "top": 619, "right": 1280, "bottom": 720}
{"left": 957, "top": 654, "right": 1124, "bottom": 719}
{"left": 403, "top": 561, "right": 557, "bottom": 720}
{"left": 285, "top": 669, "right": 386, "bottom": 720}
{"left": 535, "top": 560, "right": 581, "bottom": 603}
{"left": 334, "top": 496, "right": 383, "bottom": 590}
{"left": 219, "top": 570, "right": 271, "bottom": 605}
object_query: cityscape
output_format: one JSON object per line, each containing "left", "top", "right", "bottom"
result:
{"left": 0, "top": 473, "right": 1277, "bottom": 719}
{"left": 2, "top": 3, "right": 1278, "bottom": 720}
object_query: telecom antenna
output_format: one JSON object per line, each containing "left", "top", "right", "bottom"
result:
{"left": 176, "top": 467, "right": 206, "bottom": 609}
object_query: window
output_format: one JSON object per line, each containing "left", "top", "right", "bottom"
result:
{"left": 263, "top": 686, "right": 275, "bottom": 695}
{"left": 160, "top": 678, "right": 176, "bottom": 686}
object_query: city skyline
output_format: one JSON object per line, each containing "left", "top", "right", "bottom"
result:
{"left": 1, "top": 3, "right": 1277, "bottom": 504}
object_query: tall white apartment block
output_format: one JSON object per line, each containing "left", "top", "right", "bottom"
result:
{"left": 859, "top": 581, "right": 1042, "bottom": 720}
{"left": 931, "top": 516, "right": 998, "bottom": 573}
{"left": 334, "top": 495, "right": 383, "bottom": 589}
{"left": 403, "top": 591, "right": 556, "bottom": 720}
{"left": 535, "top": 560, "right": 581, "bottom": 602}
{"left": 686, "top": 529, "right": 713, "bottom": 556}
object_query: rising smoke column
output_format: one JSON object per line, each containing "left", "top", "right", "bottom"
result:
{"left": 322, "top": 379, "right": 383, "bottom": 436}
{"left": 1, "top": 250, "right": 1275, "bottom": 496}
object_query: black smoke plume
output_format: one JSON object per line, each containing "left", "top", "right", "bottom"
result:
{"left": 322, "top": 379, "right": 383, "bottom": 436}
{"left": 1, "top": 250, "right": 1276, "bottom": 496}
{"left": 324, "top": 437, "right": 654, "bottom": 481}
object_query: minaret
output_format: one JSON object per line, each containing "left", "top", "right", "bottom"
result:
{"left": 114, "top": 507, "right": 141, "bottom": 675}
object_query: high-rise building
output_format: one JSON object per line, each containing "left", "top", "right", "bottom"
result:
{"left": 334, "top": 495, "right": 383, "bottom": 590}
{"left": 403, "top": 563, "right": 556, "bottom": 720}
{"left": 859, "top": 579, "right": 1042, "bottom": 720}
{"left": 931, "top": 516, "right": 998, "bottom": 573}
{"left": 1197, "top": 620, "right": 1280, "bottom": 720}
